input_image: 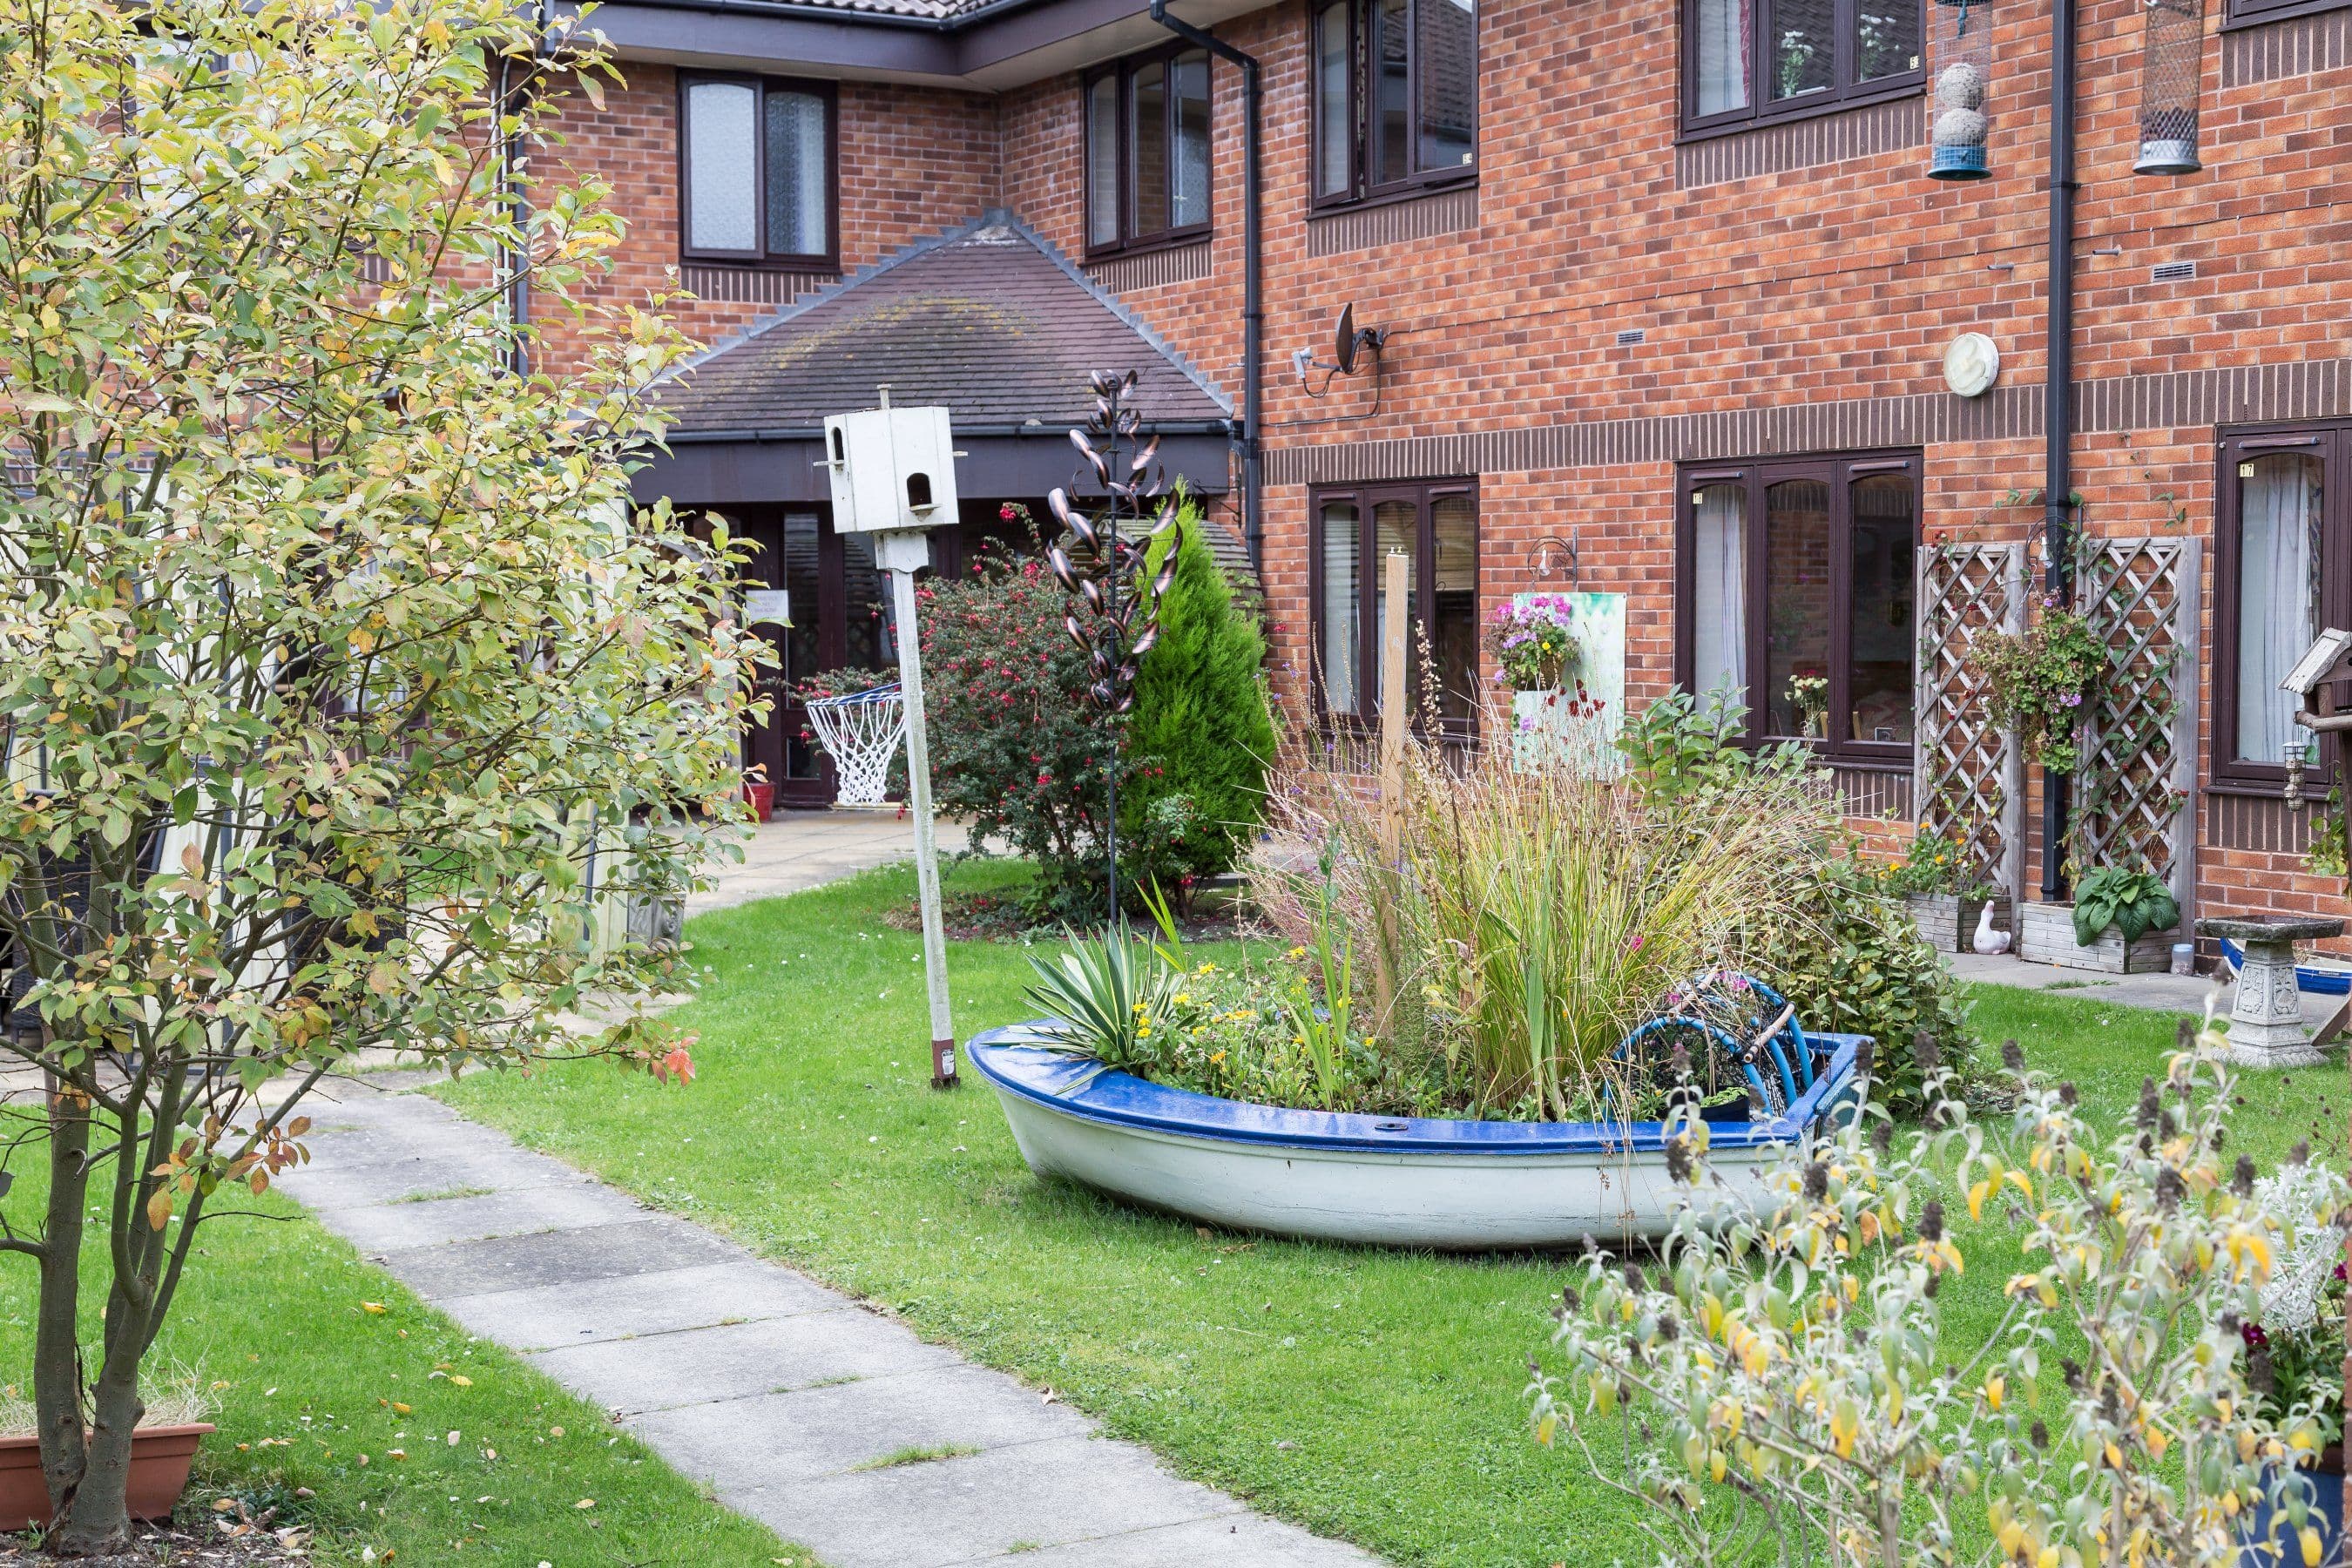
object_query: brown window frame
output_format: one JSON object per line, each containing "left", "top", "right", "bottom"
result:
{"left": 677, "top": 71, "right": 839, "bottom": 272}
{"left": 2210, "top": 419, "right": 2352, "bottom": 795}
{"left": 1082, "top": 43, "right": 1215, "bottom": 260}
{"left": 2222, "top": 0, "right": 2349, "bottom": 29}
{"left": 1677, "top": 0, "right": 1925, "bottom": 142}
{"left": 1673, "top": 449, "right": 1921, "bottom": 767}
{"left": 1308, "top": 478, "right": 1480, "bottom": 746}
{"left": 1308, "top": 0, "right": 1479, "bottom": 213}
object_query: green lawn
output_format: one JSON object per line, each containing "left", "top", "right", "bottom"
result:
{"left": 433, "top": 860, "right": 2340, "bottom": 1567}
{"left": 0, "top": 1164, "right": 808, "bottom": 1565}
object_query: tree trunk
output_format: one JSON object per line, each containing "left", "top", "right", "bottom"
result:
{"left": 33, "top": 1080, "right": 88, "bottom": 1525}
{"left": 50, "top": 1330, "right": 142, "bottom": 1555}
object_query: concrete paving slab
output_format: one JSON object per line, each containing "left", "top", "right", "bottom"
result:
{"left": 988, "top": 1512, "right": 1381, "bottom": 1567}
{"left": 531, "top": 1308, "right": 961, "bottom": 1416}
{"left": 436, "top": 1260, "right": 842, "bottom": 1351}
{"left": 730, "top": 1435, "right": 1245, "bottom": 1568}
{"left": 374, "top": 1215, "right": 743, "bottom": 1300}
{"left": 275, "top": 1147, "right": 601, "bottom": 1211}
{"left": 689, "top": 814, "right": 974, "bottom": 914}
{"left": 317, "top": 1183, "right": 650, "bottom": 1254}
{"left": 625, "top": 1362, "right": 1090, "bottom": 1487}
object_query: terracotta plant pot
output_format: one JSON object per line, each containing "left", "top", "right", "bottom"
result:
{"left": 741, "top": 781, "right": 774, "bottom": 823}
{"left": 0, "top": 1423, "right": 213, "bottom": 1530}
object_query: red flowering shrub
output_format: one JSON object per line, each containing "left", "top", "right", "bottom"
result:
{"left": 918, "top": 538, "right": 1118, "bottom": 919}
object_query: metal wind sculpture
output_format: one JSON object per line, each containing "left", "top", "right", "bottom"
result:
{"left": 1045, "top": 369, "right": 1181, "bottom": 925}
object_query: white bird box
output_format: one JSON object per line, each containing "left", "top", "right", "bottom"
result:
{"left": 822, "top": 404, "right": 959, "bottom": 536}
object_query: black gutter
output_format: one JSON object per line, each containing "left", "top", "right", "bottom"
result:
{"left": 2041, "top": 0, "right": 2078, "bottom": 902}
{"left": 1146, "top": 0, "right": 1261, "bottom": 577}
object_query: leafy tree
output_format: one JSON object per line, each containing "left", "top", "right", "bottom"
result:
{"left": 0, "top": 0, "right": 754, "bottom": 1549}
{"left": 1124, "top": 514, "right": 1274, "bottom": 896}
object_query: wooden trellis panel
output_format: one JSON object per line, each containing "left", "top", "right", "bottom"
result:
{"left": 1913, "top": 543, "right": 2026, "bottom": 900}
{"left": 2074, "top": 537, "right": 2200, "bottom": 920}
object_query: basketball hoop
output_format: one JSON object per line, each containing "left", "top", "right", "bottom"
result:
{"left": 804, "top": 682, "right": 907, "bottom": 808}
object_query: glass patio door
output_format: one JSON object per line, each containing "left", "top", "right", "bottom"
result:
{"left": 738, "top": 508, "right": 902, "bottom": 808}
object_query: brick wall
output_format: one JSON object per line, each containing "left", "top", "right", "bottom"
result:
{"left": 529, "top": 0, "right": 2352, "bottom": 937}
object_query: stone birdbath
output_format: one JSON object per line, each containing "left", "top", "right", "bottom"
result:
{"left": 2196, "top": 916, "right": 2347, "bottom": 1066}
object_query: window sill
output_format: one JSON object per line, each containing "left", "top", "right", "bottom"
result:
{"left": 1082, "top": 229, "right": 1213, "bottom": 266}
{"left": 2221, "top": 0, "right": 2350, "bottom": 29}
{"left": 1676, "top": 78, "right": 1923, "bottom": 145}
{"left": 1308, "top": 174, "right": 1477, "bottom": 220}
{"left": 679, "top": 255, "right": 841, "bottom": 275}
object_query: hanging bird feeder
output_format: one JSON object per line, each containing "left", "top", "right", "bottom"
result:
{"left": 2134, "top": 0, "right": 2206, "bottom": 175}
{"left": 1927, "top": 0, "right": 1993, "bottom": 179}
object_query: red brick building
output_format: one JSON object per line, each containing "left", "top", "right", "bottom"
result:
{"left": 531, "top": 0, "right": 2352, "bottom": 942}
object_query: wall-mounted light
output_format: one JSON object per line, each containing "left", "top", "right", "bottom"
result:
{"left": 2135, "top": 0, "right": 2206, "bottom": 175}
{"left": 1928, "top": 0, "right": 1993, "bottom": 179}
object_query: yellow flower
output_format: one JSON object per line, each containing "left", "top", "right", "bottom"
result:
{"left": 1210, "top": 1051, "right": 1226, "bottom": 1064}
{"left": 1136, "top": 1024, "right": 1152, "bottom": 1038}
{"left": 1173, "top": 992, "right": 1191, "bottom": 1005}
{"left": 1195, "top": 962, "right": 1216, "bottom": 976}
{"left": 1286, "top": 945, "right": 1308, "bottom": 960}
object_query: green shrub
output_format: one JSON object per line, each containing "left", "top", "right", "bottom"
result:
{"left": 1124, "top": 512, "right": 1276, "bottom": 896}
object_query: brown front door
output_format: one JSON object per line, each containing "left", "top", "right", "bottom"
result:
{"left": 738, "top": 507, "right": 902, "bottom": 808}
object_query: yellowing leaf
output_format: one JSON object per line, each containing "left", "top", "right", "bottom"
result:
{"left": 448, "top": 1374, "right": 473, "bottom": 1388}
{"left": 361, "top": 1301, "right": 388, "bottom": 1315}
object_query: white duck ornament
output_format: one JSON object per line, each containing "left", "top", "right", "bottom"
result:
{"left": 1972, "top": 901, "right": 2012, "bottom": 956}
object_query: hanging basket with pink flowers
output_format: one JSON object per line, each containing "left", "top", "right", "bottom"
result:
{"left": 1973, "top": 595, "right": 2107, "bottom": 773}
{"left": 1484, "top": 595, "right": 1583, "bottom": 693}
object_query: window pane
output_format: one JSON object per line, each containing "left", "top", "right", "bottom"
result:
{"left": 842, "top": 531, "right": 898, "bottom": 672}
{"left": 1373, "top": 499, "right": 1418, "bottom": 713}
{"left": 1848, "top": 474, "right": 1916, "bottom": 745}
{"left": 764, "top": 89, "right": 828, "bottom": 257}
{"left": 1086, "top": 76, "right": 1120, "bottom": 247}
{"left": 1374, "top": 0, "right": 1410, "bottom": 186}
{"left": 1693, "top": 0, "right": 1751, "bottom": 115}
{"left": 1767, "top": 0, "right": 1833, "bottom": 100}
{"left": 1692, "top": 482, "right": 1747, "bottom": 710}
{"left": 1762, "top": 477, "right": 1830, "bottom": 737}
{"left": 1852, "top": 0, "right": 1921, "bottom": 82}
{"left": 2236, "top": 453, "right": 2324, "bottom": 762}
{"left": 685, "top": 80, "right": 758, "bottom": 253}
{"left": 1315, "top": 0, "right": 1352, "bottom": 198}
{"left": 1320, "top": 501, "right": 1362, "bottom": 716}
{"left": 1416, "top": 0, "right": 1476, "bottom": 173}
{"left": 1430, "top": 494, "right": 1477, "bottom": 733}
{"left": 1131, "top": 61, "right": 1169, "bottom": 237}
{"left": 1171, "top": 51, "right": 1212, "bottom": 228}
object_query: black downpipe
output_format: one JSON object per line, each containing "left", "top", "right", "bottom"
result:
{"left": 1148, "top": 0, "right": 1262, "bottom": 578}
{"left": 2041, "top": 0, "right": 2078, "bottom": 902}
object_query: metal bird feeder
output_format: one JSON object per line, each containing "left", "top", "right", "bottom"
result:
{"left": 1927, "top": 0, "right": 1994, "bottom": 180}
{"left": 2134, "top": 0, "right": 2207, "bottom": 175}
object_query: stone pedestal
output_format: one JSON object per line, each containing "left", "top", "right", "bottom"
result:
{"left": 2197, "top": 916, "right": 2348, "bottom": 1066}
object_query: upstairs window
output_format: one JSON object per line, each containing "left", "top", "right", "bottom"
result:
{"left": 1677, "top": 451, "right": 1918, "bottom": 762}
{"left": 1311, "top": 0, "right": 1477, "bottom": 208}
{"left": 1085, "top": 46, "right": 1213, "bottom": 255}
{"left": 680, "top": 73, "right": 835, "bottom": 267}
{"left": 1681, "top": 0, "right": 1923, "bottom": 138}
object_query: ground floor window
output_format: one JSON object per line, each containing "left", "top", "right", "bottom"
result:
{"left": 1676, "top": 450, "right": 1918, "bottom": 761}
{"left": 1311, "top": 480, "right": 1479, "bottom": 742}
{"left": 2215, "top": 422, "right": 2352, "bottom": 790}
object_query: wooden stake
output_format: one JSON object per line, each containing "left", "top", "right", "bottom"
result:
{"left": 1378, "top": 551, "right": 1409, "bottom": 862}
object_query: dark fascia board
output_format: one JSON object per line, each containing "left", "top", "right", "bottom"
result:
{"left": 632, "top": 429, "right": 1233, "bottom": 507}
{"left": 564, "top": 0, "right": 1263, "bottom": 90}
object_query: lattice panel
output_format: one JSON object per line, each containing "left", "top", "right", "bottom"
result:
{"left": 1914, "top": 543, "right": 2026, "bottom": 896}
{"left": 2074, "top": 537, "right": 2200, "bottom": 911}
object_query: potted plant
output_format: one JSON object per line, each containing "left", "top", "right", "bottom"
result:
{"left": 1889, "top": 828, "right": 2007, "bottom": 953}
{"left": 2017, "top": 863, "right": 2181, "bottom": 973}
{"left": 1787, "top": 673, "right": 1828, "bottom": 739}
{"left": 1975, "top": 592, "right": 2106, "bottom": 774}
{"left": 1485, "top": 596, "right": 1584, "bottom": 770}
{"left": 0, "top": 1375, "right": 215, "bottom": 1531}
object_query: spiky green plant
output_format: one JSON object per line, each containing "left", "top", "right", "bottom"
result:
{"left": 1022, "top": 926, "right": 1179, "bottom": 1076}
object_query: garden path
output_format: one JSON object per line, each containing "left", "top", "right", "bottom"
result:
{"left": 278, "top": 1086, "right": 1375, "bottom": 1567}
{"left": 690, "top": 809, "right": 973, "bottom": 914}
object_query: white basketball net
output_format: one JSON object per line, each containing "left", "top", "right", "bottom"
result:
{"left": 804, "top": 683, "right": 907, "bottom": 808}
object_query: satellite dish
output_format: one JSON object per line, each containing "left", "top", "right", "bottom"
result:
{"left": 1335, "top": 303, "right": 1362, "bottom": 375}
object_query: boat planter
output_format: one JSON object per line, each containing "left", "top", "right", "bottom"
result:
{"left": 1905, "top": 892, "right": 2011, "bottom": 953}
{"left": 0, "top": 1423, "right": 214, "bottom": 1530}
{"left": 2017, "top": 901, "right": 2176, "bottom": 974}
{"left": 969, "top": 1024, "right": 1869, "bottom": 1249}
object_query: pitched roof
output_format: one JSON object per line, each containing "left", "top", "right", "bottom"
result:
{"left": 655, "top": 211, "right": 1233, "bottom": 436}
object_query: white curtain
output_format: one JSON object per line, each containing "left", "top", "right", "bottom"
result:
{"left": 1693, "top": 485, "right": 1747, "bottom": 713}
{"left": 1693, "top": 0, "right": 1751, "bottom": 116}
{"left": 2237, "top": 455, "right": 2323, "bottom": 762}
{"left": 1321, "top": 506, "right": 1361, "bottom": 716}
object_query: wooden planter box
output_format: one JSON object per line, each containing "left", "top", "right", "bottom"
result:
{"left": 2017, "top": 902, "right": 2177, "bottom": 974}
{"left": 0, "top": 1423, "right": 213, "bottom": 1529}
{"left": 1906, "top": 893, "right": 2012, "bottom": 953}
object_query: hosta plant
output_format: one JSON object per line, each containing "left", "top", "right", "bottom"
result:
{"left": 2070, "top": 865, "right": 2181, "bottom": 947}
{"left": 1530, "top": 1024, "right": 2344, "bottom": 1568}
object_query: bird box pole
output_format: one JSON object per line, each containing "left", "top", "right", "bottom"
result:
{"left": 1378, "top": 551, "right": 1409, "bottom": 860}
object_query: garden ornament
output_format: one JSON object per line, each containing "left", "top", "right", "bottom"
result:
{"left": 1971, "top": 901, "right": 2012, "bottom": 955}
